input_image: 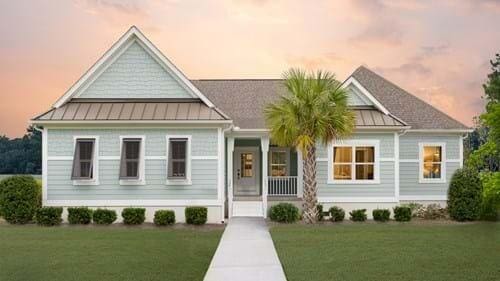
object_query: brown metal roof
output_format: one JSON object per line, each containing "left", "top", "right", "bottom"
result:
{"left": 34, "top": 101, "right": 227, "bottom": 121}
{"left": 354, "top": 108, "right": 405, "bottom": 127}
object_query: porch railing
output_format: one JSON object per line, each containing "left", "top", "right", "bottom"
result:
{"left": 268, "top": 176, "right": 298, "bottom": 196}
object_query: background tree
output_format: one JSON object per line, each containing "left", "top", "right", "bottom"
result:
{"left": 465, "top": 53, "right": 500, "bottom": 219}
{"left": 265, "top": 69, "right": 355, "bottom": 223}
{"left": 0, "top": 126, "right": 41, "bottom": 175}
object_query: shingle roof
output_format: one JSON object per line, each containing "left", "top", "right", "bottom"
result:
{"left": 351, "top": 66, "right": 468, "bottom": 130}
{"left": 33, "top": 99, "right": 227, "bottom": 121}
{"left": 192, "top": 66, "right": 468, "bottom": 130}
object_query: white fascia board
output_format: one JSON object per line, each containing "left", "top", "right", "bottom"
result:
{"left": 407, "top": 129, "right": 473, "bottom": 133}
{"left": 52, "top": 26, "right": 216, "bottom": 109}
{"left": 341, "top": 77, "right": 390, "bottom": 115}
{"left": 30, "top": 120, "right": 232, "bottom": 125}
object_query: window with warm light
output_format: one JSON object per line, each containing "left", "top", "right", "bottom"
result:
{"left": 270, "top": 150, "right": 287, "bottom": 176}
{"left": 422, "top": 146, "right": 442, "bottom": 179}
{"left": 332, "top": 145, "right": 375, "bottom": 181}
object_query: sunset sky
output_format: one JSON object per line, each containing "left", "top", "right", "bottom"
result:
{"left": 1, "top": 0, "right": 499, "bottom": 137}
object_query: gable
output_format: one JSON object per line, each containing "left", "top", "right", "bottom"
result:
{"left": 53, "top": 26, "right": 216, "bottom": 109}
{"left": 346, "top": 85, "right": 374, "bottom": 106}
{"left": 75, "top": 41, "right": 193, "bottom": 99}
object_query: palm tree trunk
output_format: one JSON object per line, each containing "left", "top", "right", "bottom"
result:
{"left": 302, "top": 144, "right": 318, "bottom": 223}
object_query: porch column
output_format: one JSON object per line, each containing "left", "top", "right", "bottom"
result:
{"left": 261, "top": 136, "right": 270, "bottom": 218}
{"left": 297, "top": 149, "right": 303, "bottom": 198}
{"left": 227, "top": 137, "right": 235, "bottom": 218}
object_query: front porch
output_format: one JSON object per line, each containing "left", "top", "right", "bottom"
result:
{"left": 226, "top": 135, "right": 303, "bottom": 218}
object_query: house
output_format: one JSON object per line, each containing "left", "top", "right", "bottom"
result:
{"left": 31, "top": 26, "right": 470, "bottom": 223}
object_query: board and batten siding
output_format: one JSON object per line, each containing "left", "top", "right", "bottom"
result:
{"left": 316, "top": 133, "right": 396, "bottom": 199}
{"left": 399, "top": 133, "right": 462, "bottom": 198}
{"left": 46, "top": 128, "right": 218, "bottom": 201}
{"left": 75, "top": 41, "right": 193, "bottom": 99}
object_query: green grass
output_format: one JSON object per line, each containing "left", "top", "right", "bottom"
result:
{"left": 0, "top": 225, "right": 222, "bottom": 281}
{"left": 270, "top": 222, "right": 500, "bottom": 281}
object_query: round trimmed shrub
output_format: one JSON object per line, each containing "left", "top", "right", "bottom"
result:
{"left": 349, "top": 209, "right": 367, "bottom": 222}
{"left": 35, "top": 207, "right": 63, "bottom": 226}
{"left": 329, "top": 206, "right": 345, "bottom": 222}
{"left": 448, "top": 168, "right": 482, "bottom": 221}
{"left": 185, "top": 206, "right": 208, "bottom": 225}
{"left": 122, "top": 208, "right": 146, "bottom": 225}
{"left": 154, "top": 210, "right": 176, "bottom": 226}
{"left": 68, "top": 207, "right": 93, "bottom": 224}
{"left": 269, "top": 203, "right": 299, "bottom": 223}
{"left": 394, "top": 206, "right": 412, "bottom": 222}
{"left": 93, "top": 209, "right": 117, "bottom": 225}
{"left": 0, "top": 175, "right": 40, "bottom": 224}
{"left": 373, "top": 209, "right": 390, "bottom": 222}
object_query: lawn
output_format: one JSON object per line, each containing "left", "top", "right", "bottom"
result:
{"left": 270, "top": 222, "right": 500, "bottom": 281}
{"left": 0, "top": 225, "right": 223, "bottom": 281}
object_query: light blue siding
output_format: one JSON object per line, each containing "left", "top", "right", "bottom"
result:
{"left": 316, "top": 133, "right": 394, "bottom": 158}
{"left": 46, "top": 128, "right": 219, "bottom": 201}
{"left": 399, "top": 134, "right": 460, "bottom": 160}
{"left": 317, "top": 161, "right": 395, "bottom": 197}
{"left": 76, "top": 41, "right": 193, "bottom": 99}
{"left": 48, "top": 129, "right": 218, "bottom": 156}
{"left": 316, "top": 132, "right": 395, "bottom": 198}
{"left": 346, "top": 85, "right": 373, "bottom": 106}
{"left": 400, "top": 162, "right": 460, "bottom": 196}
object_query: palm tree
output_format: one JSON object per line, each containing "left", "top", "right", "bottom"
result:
{"left": 265, "top": 69, "right": 355, "bottom": 223}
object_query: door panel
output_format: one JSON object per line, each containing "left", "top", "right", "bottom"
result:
{"left": 234, "top": 147, "right": 260, "bottom": 195}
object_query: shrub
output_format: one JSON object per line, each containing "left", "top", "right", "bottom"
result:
{"left": 0, "top": 175, "right": 40, "bottom": 224}
{"left": 93, "top": 209, "right": 117, "bottom": 225}
{"left": 448, "top": 168, "right": 482, "bottom": 221}
{"left": 394, "top": 206, "right": 412, "bottom": 222}
{"left": 269, "top": 203, "right": 299, "bottom": 223}
{"left": 68, "top": 207, "right": 93, "bottom": 224}
{"left": 121, "top": 208, "right": 146, "bottom": 225}
{"left": 349, "top": 209, "right": 367, "bottom": 222}
{"left": 480, "top": 172, "right": 500, "bottom": 221}
{"left": 422, "top": 204, "right": 447, "bottom": 220}
{"left": 329, "top": 206, "right": 345, "bottom": 222}
{"left": 317, "top": 204, "right": 325, "bottom": 221}
{"left": 154, "top": 210, "right": 176, "bottom": 226}
{"left": 402, "top": 202, "right": 424, "bottom": 218}
{"left": 185, "top": 206, "right": 208, "bottom": 225}
{"left": 35, "top": 207, "right": 63, "bottom": 226}
{"left": 372, "top": 209, "right": 390, "bottom": 222}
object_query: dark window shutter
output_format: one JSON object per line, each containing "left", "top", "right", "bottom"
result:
{"left": 168, "top": 138, "right": 187, "bottom": 179}
{"left": 120, "top": 139, "right": 141, "bottom": 179}
{"left": 72, "top": 139, "right": 95, "bottom": 180}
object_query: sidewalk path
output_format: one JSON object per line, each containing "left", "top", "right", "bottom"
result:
{"left": 204, "top": 217, "right": 287, "bottom": 281}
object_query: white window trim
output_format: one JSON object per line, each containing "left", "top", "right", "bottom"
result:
{"left": 166, "top": 135, "right": 192, "bottom": 186}
{"left": 119, "top": 135, "right": 146, "bottom": 186}
{"left": 72, "top": 136, "right": 99, "bottom": 186}
{"left": 328, "top": 140, "right": 380, "bottom": 185}
{"left": 268, "top": 147, "right": 290, "bottom": 177}
{"left": 419, "top": 142, "right": 446, "bottom": 184}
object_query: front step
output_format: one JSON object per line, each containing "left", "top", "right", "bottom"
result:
{"left": 232, "top": 201, "right": 264, "bottom": 217}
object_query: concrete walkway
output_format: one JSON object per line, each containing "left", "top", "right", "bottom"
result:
{"left": 204, "top": 217, "right": 287, "bottom": 281}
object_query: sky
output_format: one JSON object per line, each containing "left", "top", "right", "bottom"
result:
{"left": 1, "top": 0, "right": 499, "bottom": 137}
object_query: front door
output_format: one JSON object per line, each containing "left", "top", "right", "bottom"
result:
{"left": 234, "top": 147, "right": 260, "bottom": 196}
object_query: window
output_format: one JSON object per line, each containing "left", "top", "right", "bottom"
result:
{"left": 120, "top": 138, "right": 141, "bottom": 179}
{"left": 168, "top": 138, "right": 187, "bottom": 179}
{"left": 72, "top": 139, "right": 95, "bottom": 180}
{"left": 241, "top": 153, "right": 254, "bottom": 177}
{"left": 270, "top": 150, "right": 287, "bottom": 176}
{"left": 329, "top": 141, "right": 379, "bottom": 184}
{"left": 419, "top": 143, "right": 445, "bottom": 183}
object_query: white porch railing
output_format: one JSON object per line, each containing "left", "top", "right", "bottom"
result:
{"left": 268, "top": 176, "right": 298, "bottom": 196}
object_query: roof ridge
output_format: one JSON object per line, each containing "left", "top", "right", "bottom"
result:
{"left": 355, "top": 66, "right": 468, "bottom": 128}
